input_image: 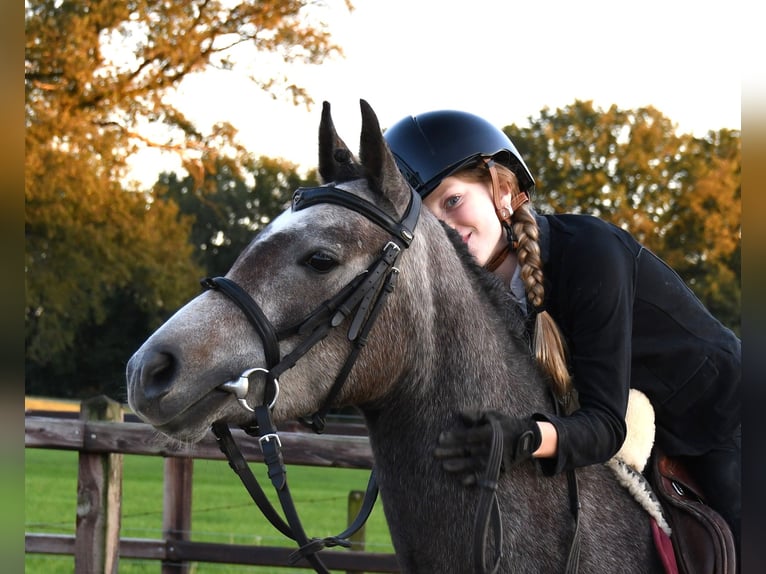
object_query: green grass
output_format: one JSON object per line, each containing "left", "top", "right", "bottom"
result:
{"left": 25, "top": 448, "right": 394, "bottom": 573}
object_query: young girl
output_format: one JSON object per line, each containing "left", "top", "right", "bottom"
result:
{"left": 384, "top": 109, "right": 741, "bottom": 553}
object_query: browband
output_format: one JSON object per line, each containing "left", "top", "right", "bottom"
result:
{"left": 292, "top": 185, "right": 421, "bottom": 248}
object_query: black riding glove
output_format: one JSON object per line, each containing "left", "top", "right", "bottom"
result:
{"left": 434, "top": 410, "right": 542, "bottom": 486}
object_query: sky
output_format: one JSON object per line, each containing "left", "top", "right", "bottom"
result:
{"left": 126, "top": 0, "right": 745, "bottom": 187}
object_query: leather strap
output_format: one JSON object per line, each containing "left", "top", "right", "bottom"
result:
{"left": 485, "top": 243, "right": 511, "bottom": 272}
{"left": 564, "top": 468, "right": 582, "bottom": 573}
{"left": 292, "top": 185, "right": 421, "bottom": 248}
{"left": 211, "top": 422, "right": 294, "bottom": 538}
{"left": 553, "top": 392, "right": 582, "bottom": 574}
{"left": 484, "top": 159, "right": 529, "bottom": 220}
{"left": 201, "top": 277, "right": 280, "bottom": 367}
{"left": 473, "top": 414, "right": 505, "bottom": 574}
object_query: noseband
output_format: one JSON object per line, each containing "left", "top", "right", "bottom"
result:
{"left": 200, "top": 183, "right": 420, "bottom": 573}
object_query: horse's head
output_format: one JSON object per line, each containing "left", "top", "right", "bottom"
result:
{"left": 126, "top": 100, "right": 429, "bottom": 441}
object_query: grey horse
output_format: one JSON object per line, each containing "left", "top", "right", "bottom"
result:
{"left": 127, "top": 100, "right": 662, "bottom": 573}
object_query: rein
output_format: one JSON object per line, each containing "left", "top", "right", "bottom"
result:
{"left": 474, "top": 394, "right": 582, "bottom": 574}
{"left": 203, "top": 184, "right": 421, "bottom": 573}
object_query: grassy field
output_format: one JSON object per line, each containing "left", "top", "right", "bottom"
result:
{"left": 25, "top": 447, "right": 395, "bottom": 573}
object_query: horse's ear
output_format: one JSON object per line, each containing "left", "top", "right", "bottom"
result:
{"left": 358, "top": 99, "right": 411, "bottom": 215}
{"left": 318, "top": 101, "right": 358, "bottom": 184}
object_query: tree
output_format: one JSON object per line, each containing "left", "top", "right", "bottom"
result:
{"left": 25, "top": 0, "right": 353, "bottom": 397}
{"left": 661, "top": 129, "right": 741, "bottom": 329}
{"left": 25, "top": 0, "right": 351, "bottom": 175}
{"left": 505, "top": 100, "right": 741, "bottom": 333}
{"left": 156, "top": 155, "right": 319, "bottom": 277}
{"left": 25, "top": 136, "right": 200, "bottom": 352}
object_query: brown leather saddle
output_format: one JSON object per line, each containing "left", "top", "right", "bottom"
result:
{"left": 649, "top": 451, "right": 737, "bottom": 574}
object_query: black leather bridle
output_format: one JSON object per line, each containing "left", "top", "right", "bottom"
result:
{"left": 202, "top": 183, "right": 421, "bottom": 573}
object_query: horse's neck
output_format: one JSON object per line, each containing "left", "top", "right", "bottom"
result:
{"left": 355, "top": 233, "right": 567, "bottom": 569}
{"left": 362, "top": 241, "right": 549, "bottom": 455}
{"left": 409, "top": 237, "right": 547, "bottom": 415}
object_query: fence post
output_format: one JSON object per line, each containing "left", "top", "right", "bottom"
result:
{"left": 74, "top": 395, "right": 123, "bottom": 574}
{"left": 346, "top": 489, "right": 367, "bottom": 574}
{"left": 162, "top": 456, "right": 194, "bottom": 574}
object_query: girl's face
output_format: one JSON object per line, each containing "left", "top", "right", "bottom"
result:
{"left": 424, "top": 175, "right": 506, "bottom": 266}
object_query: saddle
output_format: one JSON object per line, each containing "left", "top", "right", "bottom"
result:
{"left": 608, "top": 391, "right": 737, "bottom": 574}
{"left": 648, "top": 450, "right": 737, "bottom": 574}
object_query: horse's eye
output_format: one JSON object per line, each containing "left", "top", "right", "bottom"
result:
{"left": 304, "top": 252, "right": 338, "bottom": 273}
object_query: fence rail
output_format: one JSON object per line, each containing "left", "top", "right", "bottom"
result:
{"left": 25, "top": 396, "right": 400, "bottom": 573}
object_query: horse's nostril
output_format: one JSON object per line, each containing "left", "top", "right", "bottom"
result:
{"left": 140, "top": 349, "right": 177, "bottom": 400}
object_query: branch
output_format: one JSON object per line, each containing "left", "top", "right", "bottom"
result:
{"left": 95, "top": 121, "right": 212, "bottom": 154}
{"left": 28, "top": 79, "right": 60, "bottom": 92}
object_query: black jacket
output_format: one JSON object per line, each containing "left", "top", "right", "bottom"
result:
{"left": 533, "top": 213, "right": 740, "bottom": 476}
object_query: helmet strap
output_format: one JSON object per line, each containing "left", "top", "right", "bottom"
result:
{"left": 484, "top": 159, "right": 506, "bottom": 218}
{"left": 485, "top": 242, "right": 510, "bottom": 272}
{"left": 481, "top": 159, "right": 523, "bottom": 272}
{"left": 485, "top": 222, "right": 518, "bottom": 272}
{"left": 504, "top": 221, "right": 519, "bottom": 252}
{"left": 483, "top": 158, "right": 530, "bottom": 219}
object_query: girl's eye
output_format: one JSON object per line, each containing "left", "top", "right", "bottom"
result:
{"left": 445, "top": 195, "right": 461, "bottom": 209}
{"left": 304, "top": 252, "right": 338, "bottom": 273}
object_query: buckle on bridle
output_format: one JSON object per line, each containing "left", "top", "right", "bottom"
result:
{"left": 259, "top": 433, "right": 282, "bottom": 448}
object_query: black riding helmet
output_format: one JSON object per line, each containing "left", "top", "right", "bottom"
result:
{"left": 384, "top": 109, "right": 535, "bottom": 198}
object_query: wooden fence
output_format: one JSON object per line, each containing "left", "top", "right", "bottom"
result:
{"left": 25, "top": 396, "right": 400, "bottom": 573}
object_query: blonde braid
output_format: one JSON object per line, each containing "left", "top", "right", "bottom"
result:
{"left": 512, "top": 205, "right": 572, "bottom": 398}
{"left": 455, "top": 163, "right": 572, "bottom": 398}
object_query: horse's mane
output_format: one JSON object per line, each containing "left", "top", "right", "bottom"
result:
{"left": 440, "top": 221, "right": 532, "bottom": 350}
